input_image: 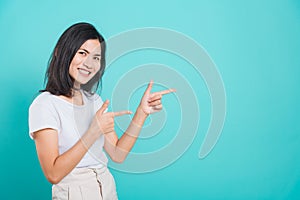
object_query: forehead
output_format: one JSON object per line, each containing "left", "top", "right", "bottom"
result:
{"left": 80, "top": 39, "right": 101, "bottom": 53}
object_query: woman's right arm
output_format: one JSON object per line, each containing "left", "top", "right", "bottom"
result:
{"left": 34, "top": 127, "right": 99, "bottom": 184}
{"left": 33, "top": 100, "right": 128, "bottom": 184}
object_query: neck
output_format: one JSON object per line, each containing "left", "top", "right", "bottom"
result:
{"left": 71, "top": 89, "right": 83, "bottom": 106}
{"left": 71, "top": 88, "right": 82, "bottom": 97}
{"left": 73, "top": 81, "right": 81, "bottom": 91}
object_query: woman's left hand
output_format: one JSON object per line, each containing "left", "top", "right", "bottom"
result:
{"left": 139, "top": 80, "right": 176, "bottom": 115}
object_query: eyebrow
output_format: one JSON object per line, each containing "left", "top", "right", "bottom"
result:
{"left": 79, "top": 48, "right": 90, "bottom": 54}
{"left": 79, "top": 48, "right": 101, "bottom": 56}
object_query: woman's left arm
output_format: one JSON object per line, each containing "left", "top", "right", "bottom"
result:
{"left": 104, "top": 81, "right": 175, "bottom": 163}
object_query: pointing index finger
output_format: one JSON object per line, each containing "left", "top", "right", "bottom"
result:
{"left": 113, "top": 110, "right": 132, "bottom": 117}
{"left": 158, "top": 88, "right": 176, "bottom": 96}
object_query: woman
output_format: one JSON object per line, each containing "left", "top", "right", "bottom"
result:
{"left": 28, "top": 22, "right": 175, "bottom": 200}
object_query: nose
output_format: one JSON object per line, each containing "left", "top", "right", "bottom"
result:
{"left": 83, "top": 58, "right": 93, "bottom": 69}
{"left": 83, "top": 62, "right": 92, "bottom": 69}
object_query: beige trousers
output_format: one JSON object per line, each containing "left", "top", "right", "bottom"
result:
{"left": 52, "top": 167, "right": 118, "bottom": 200}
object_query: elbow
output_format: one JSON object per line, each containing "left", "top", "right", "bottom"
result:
{"left": 46, "top": 173, "right": 62, "bottom": 185}
{"left": 109, "top": 148, "right": 130, "bottom": 163}
{"left": 111, "top": 155, "right": 126, "bottom": 163}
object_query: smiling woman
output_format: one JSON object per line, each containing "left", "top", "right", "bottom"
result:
{"left": 28, "top": 22, "right": 175, "bottom": 200}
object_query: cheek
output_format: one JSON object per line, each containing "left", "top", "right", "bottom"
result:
{"left": 71, "top": 55, "right": 82, "bottom": 65}
{"left": 91, "top": 63, "right": 101, "bottom": 74}
{"left": 69, "top": 55, "right": 83, "bottom": 73}
{"left": 69, "top": 62, "right": 77, "bottom": 73}
{"left": 95, "top": 65, "right": 101, "bottom": 73}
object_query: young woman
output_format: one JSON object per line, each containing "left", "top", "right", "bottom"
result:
{"left": 28, "top": 22, "right": 175, "bottom": 200}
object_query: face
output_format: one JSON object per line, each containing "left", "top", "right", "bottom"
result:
{"left": 69, "top": 39, "right": 101, "bottom": 88}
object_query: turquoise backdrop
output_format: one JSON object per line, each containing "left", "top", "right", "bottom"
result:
{"left": 0, "top": 0, "right": 299, "bottom": 199}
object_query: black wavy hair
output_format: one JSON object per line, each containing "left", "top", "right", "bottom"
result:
{"left": 40, "top": 22, "right": 106, "bottom": 97}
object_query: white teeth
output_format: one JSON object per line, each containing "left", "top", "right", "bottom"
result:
{"left": 78, "top": 69, "right": 90, "bottom": 75}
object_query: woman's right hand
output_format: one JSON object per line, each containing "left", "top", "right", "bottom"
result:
{"left": 89, "top": 100, "right": 132, "bottom": 137}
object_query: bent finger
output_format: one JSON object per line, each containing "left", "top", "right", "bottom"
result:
{"left": 153, "top": 105, "right": 163, "bottom": 110}
{"left": 148, "top": 94, "right": 162, "bottom": 102}
{"left": 148, "top": 100, "right": 161, "bottom": 106}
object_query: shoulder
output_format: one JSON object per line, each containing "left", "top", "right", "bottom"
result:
{"left": 84, "top": 91, "right": 103, "bottom": 103}
{"left": 83, "top": 91, "right": 105, "bottom": 111}
{"left": 29, "top": 92, "right": 56, "bottom": 109}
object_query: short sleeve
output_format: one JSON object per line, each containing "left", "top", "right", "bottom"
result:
{"left": 28, "top": 103, "right": 60, "bottom": 139}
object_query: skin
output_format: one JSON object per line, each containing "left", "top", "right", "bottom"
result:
{"left": 33, "top": 39, "right": 176, "bottom": 184}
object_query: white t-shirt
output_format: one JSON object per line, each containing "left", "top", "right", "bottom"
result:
{"left": 28, "top": 90, "right": 108, "bottom": 168}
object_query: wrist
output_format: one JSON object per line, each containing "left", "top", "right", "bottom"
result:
{"left": 81, "top": 128, "right": 99, "bottom": 149}
{"left": 136, "top": 106, "right": 149, "bottom": 118}
{"left": 87, "top": 125, "right": 102, "bottom": 139}
{"left": 132, "top": 106, "right": 148, "bottom": 126}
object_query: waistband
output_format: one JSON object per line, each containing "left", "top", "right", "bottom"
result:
{"left": 57, "top": 167, "right": 109, "bottom": 186}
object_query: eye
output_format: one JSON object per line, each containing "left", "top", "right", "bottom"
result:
{"left": 78, "top": 51, "right": 87, "bottom": 56}
{"left": 94, "top": 57, "right": 100, "bottom": 61}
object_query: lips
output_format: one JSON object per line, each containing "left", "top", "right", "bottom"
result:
{"left": 78, "top": 68, "right": 91, "bottom": 76}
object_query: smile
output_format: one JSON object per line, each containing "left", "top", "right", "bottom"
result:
{"left": 78, "top": 68, "right": 91, "bottom": 76}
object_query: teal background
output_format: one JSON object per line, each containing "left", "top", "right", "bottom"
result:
{"left": 1, "top": 0, "right": 300, "bottom": 199}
